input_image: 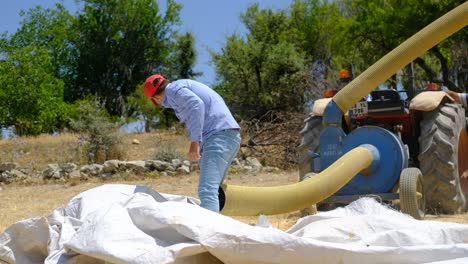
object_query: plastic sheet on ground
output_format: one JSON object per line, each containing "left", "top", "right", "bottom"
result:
{"left": 1, "top": 184, "right": 468, "bottom": 264}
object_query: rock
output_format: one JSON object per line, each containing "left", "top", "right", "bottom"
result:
{"left": 42, "top": 164, "right": 61, "bottom": 179}
{"left": 0, "top": 155, "right": 274, "bottom": 185}
{"left": 0, "top": 162, "right": 19, "bottom": 172}
{"left": 0, "top": 172, "right": 13, "bottom": 184}
{"left": 123, "top": 161, "right": 146, "bottom": 174}
{"left": 9, "top": 169, "right": 27, "bottom": 181}
{"left": 103, "top": 160, "right": 120, "bottom": 173}
{"left": 245, "top": 157, "right": 262, "bottom": 168}
{"left": 177, "top": 165, "right": 190, "bottom": 175}
{"left": 145, "top": 160, "right": 172, "bottom": 171}
{"left": 68, "top": 170, "right": 81, "bottom": 179}
{"left": 171, "top": 159, "right": 182, "bottom": 169}
{"left": 60, "top": 163, "right": 78, "bottom": 173}
{"left": 80, "top": 164, "right": 104, "bottom": 177}
{"left": 132, "top": 139, "right": 141, "bottom": 145}
{"left": 42, "top": 163, "right": 79, "bottom": 180}
{"left": 0, "top": 170, "right": 27, "bottom": 183}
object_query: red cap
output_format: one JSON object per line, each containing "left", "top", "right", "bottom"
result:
{"left": 144, "top": 74, "right": 166, "bottom": 105}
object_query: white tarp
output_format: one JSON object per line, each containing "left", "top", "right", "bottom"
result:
{"left": 1, "top": 184, "right": 468, "bottom": 264}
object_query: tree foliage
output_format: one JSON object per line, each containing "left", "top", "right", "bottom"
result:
{"left": 68, "top": 0, "right": 182, "bottom": 115}
{"left": 167, "top": 32, "right": 201, "bottom": 80}
{"left": 337, "top": 0, "right": 467, "bottom": 91}
{"left": 0, "top": 0, "right": 197, "bottom": 135}
{"left": 212, "top": 4, "right": 306, "bottom": 119}
{"left": 0, "top": 5, "right": 74, "bottom": 135}
{"left": 5, "top": 5, "right": 76, "bottom": 80}
{"left": 0, "top": 0, "right": 465, "bottom": 136}
{"left": 212, "top": 0, "right": 466, "bottom": 120}
{"left": 0, "top": 45, "right": 68, "bottom": 135}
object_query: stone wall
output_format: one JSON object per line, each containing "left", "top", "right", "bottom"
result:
{"left": 0, "top": 157, "right": 280, "bottom": 184}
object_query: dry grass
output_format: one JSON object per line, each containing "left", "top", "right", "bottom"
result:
{"left": 0, "top": 133, "right": 80, "bottom": 171}
{"left": 0, "top": 130, "right": 191, "bottom": 170}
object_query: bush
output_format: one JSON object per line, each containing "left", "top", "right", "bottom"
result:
{"left": 239, "top": 111, "right": 306, "bottom": 169}
{"left": 153, "top": 143, "right": 184, "bottom": 162}
{"left": 152, "top": 134, "right": 186, "bottom": 162}
{"left": 70, "top": 98, "right": 124, "bottom": 164}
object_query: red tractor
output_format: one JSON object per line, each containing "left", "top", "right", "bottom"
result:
{"left": 298, "top": 70, "right": 468, "bottom": 215}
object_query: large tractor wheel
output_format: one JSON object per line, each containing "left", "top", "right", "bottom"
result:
{"left": 418, "top": 103, "right": 468, "bottom": 214}
{"left": 297, "top": 116, "right": 322, "bottom": 181}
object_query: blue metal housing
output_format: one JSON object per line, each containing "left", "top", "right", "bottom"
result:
{"left": 319, "top": 100, "right": 407, "bottom": 195}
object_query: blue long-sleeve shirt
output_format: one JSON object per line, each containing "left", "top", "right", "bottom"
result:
{"left": 161, "top": 79, "right": 240, "bottom": 143}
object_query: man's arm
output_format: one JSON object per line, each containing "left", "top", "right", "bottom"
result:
{"left": 188, "top": 141, "right": 200, "bottom": 162}
{"left": 170, "top": 87, "right": 205, "bottom": 161}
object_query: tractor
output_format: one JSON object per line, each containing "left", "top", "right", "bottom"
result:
{"left": 298, "top": 68, "right": 468, "bottom": 218}
{"left": 217, "top": 3, "right": 467, "bottom": 218}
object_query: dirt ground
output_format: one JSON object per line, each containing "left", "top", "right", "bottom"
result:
{"left": 1, "top": 169, "right": 467, "bottom": 233}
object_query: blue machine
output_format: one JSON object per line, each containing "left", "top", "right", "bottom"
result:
{"left": 320, "top": 100, "right": 408, "bottom": 195}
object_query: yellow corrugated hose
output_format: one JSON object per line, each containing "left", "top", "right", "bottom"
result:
{"left": 220, "top": 2, "right": 468, "bottom": 216}
{"left": 333, "top": 2, "right": 468, "bottom": 112}
{"left": 221, "top": 147, "right": 373, "bottom": 216}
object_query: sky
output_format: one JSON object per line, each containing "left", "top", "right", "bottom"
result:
{"left": 0, "top": 0, "right": 294, "bottom": 85}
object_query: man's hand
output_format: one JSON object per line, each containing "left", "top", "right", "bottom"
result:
{"left": 188, "top": 141, "right": 201, "bottom": 162}
{"left": 445, "top": 90, "right": 461, "bottom": 104}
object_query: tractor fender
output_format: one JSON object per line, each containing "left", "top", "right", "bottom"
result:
{"left": 311, "top": 98, "right": 333, "bottom": 116}
{"left": 409, "top": 91, "right": 454, "bottom": 112}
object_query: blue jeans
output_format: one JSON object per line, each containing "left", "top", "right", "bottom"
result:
{"left": 198, "top": 129, "right": 241, "bottom": 212}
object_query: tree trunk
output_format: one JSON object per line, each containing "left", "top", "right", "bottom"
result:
{"left": 431, "top": 47, "right": 460, "bottom": 92}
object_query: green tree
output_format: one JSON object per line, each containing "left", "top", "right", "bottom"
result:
{"left": 4, "top": 5, "right": 76, "bottom": 83}
{"left": 0, "top": 4, "right": 76, "bottom": 135}
{"left": 289, "top": 0, "right": 347, "bottom": 100}
{"left": 337, "top": 0, "right": 467, "bottom": 91}
{"left": 212, "top": 1, "right": 353, "bottom": 118}
{"left": 289, "top": 0, "right": 341, "bottom": 62}
{"left": 167, "top": 32, "right": 201, "bottom": 80}
{"left": 212, "top": 4, "right": 306, "bottom": 119}
{"left": 0, "top": 46, "right": 68, "bottom": 135}
{"left": 69, "top": 0, "right": 183, "bottom": 115}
